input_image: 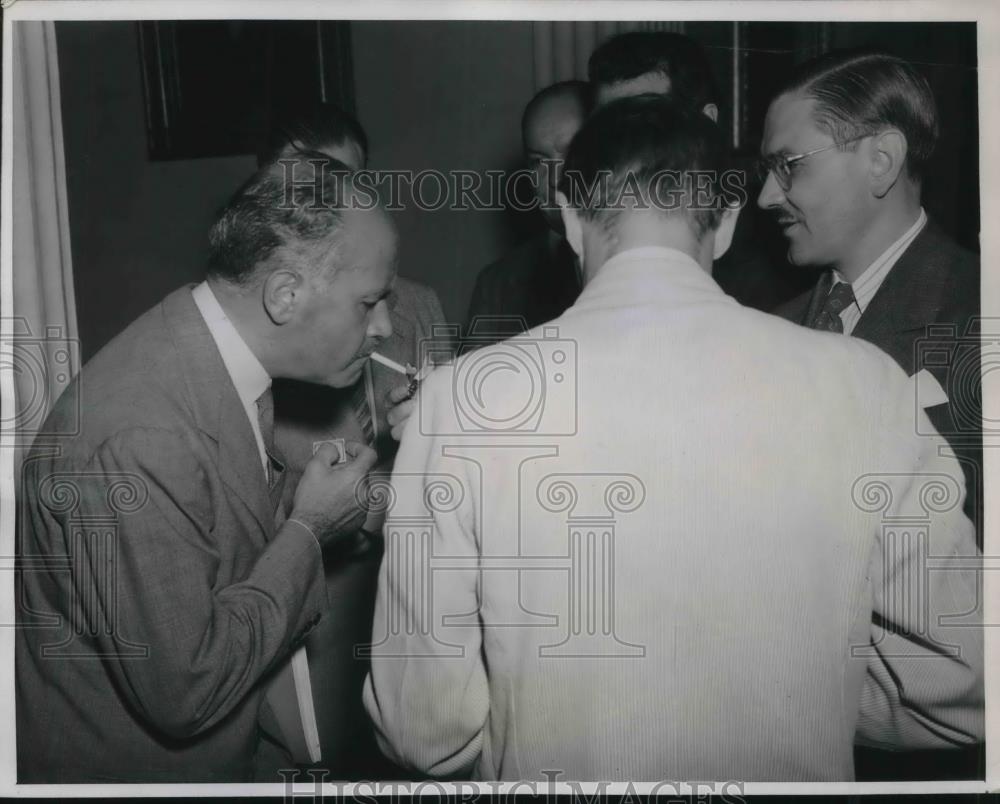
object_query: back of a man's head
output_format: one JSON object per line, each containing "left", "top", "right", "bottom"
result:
{"left": 778, "top": 49, "right": 938, "bottom": 181}
{"left": 561, "top": 94, "right": 733, "bottom": 241}
{"left": 208, "top": 152, "right": 363, "bottom": 287}
{"left": 588, "top": 31, "right": 719, "bottom": 112}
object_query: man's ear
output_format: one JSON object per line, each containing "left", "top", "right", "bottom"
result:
{"left": 712, "top": 203, "right": 741, "bottom": 260}
{"left": 870, "top": 128, "right": 907, "bottom": 198}
{"left": 702, "top": 103, "right": 719, "bottom": 123}
{"left": 557, "top": 191, "right": 584, "bottom": 262}
{"left": 262, "top": 266, "right": 304, "bottom": 325}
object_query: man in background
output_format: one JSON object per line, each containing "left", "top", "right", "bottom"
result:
{"left": 464, "top": 81, "right": 588, "bottom": 346}
{"left": 16, "top": 155, "right": 391, "bottom": 781}
{"left": 362, "top": 97, "right": 981, "bottom": 781}
{"left": 588, "top": 30, "right": 811, "bottom": 310}
{"left": 759, "top": 51, "right": 982, "bottom": 779}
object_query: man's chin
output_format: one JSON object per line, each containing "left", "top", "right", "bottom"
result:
{"left": 325, "top": 360, "right": 366, "bottom": 389}
{"left": 785, "top": 240, "right": 813, "bottom": 268}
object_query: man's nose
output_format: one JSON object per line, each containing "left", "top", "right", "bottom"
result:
{"left": 368, "top": 299, "right": 393, "bottom": 340}
{"left": 756, "top": 171, "right": 785, "bottom": 210}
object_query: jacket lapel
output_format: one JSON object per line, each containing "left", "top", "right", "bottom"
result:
{"left": 851, "top": 223, "right": 950, "bottom": 375}
{"left": 160, "top": 286, "right": 274, "bottom": 538}
{"left": 800, "top": 269, "right": 832, "bottom": 327}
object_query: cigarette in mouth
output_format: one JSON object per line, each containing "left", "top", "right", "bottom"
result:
{"left": 370, "top": 351, "right": 415, "bottom": 376}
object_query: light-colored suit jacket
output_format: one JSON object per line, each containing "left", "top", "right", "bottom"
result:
{"left": 16, "top": 286, "right": 328, "bottom": 782}
{"left": 362, "top": 246, "right": 982, "bottom": 782}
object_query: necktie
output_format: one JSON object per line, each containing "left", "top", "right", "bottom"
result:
{"left": 255, "top": 388, "right": 286, "bottom": 523}
{"left": 257, "top": 386, "right": 321, "bottom": 765}
{"left": 809, "top": 273, "right": 857, "bottom": 334}
{"left": 351, "top": 363, "right": 376, "bottom": 446}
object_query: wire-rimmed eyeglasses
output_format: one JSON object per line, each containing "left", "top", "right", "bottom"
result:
{"left": 753, "top": 134, "right": 872, "bottom": 190}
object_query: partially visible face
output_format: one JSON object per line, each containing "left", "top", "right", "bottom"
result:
{"left": 524, "top": 96, "right": 586, "bottom": 232}
{"left": 757, "top": 92, "right": 872, "bottom": 270}
{"left": 287, "top": 207, "right": 397, "bottom": 387}
{"left": 594, "top": 72, "right": 672, "bottom": 107}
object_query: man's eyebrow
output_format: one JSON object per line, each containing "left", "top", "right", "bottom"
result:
{"left": 369, "top": 285, "right": 394, "bottom": 301}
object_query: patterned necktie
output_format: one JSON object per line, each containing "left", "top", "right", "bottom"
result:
{"left": 352, "top": 363, "right": 376, "bottom": 446}
{"left": 809, "top": 273, "right": 857, "bottom": 334}
{"left": 257, "top": 387, "right": 319, "bottom": 765}
{"left": 255, "top": 388, "right": 286, "bottom": 524}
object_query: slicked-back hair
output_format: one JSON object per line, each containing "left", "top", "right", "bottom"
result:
{"left": 257, "top": 102, "right": 369, "bottom": 168}
{"left": 208, "top": 152, "right": 356, "bottom": 287}
{"left": 587, "top": 31, "right": 719, "bottom": 112}
{"left": 560, "top": 94, "right": 732, "bottom": 238}
{"left": 778, "top": 50, "right": 939, "bottom": 180}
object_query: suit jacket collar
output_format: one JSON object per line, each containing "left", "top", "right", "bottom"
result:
{"left": 578, "top": 246, "right": 724, "bottom": 309}
{"left": 851, "top": 219, "right": 955, "bottom": 340}
{"left": 160, "top": 285, "right": 274, "bottom": 537}
{"left": 794, "top": 220, "right": 968, "bottom": 375}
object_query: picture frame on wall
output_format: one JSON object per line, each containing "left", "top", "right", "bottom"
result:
{"left": 137, "top": 20, "right": 355, "bottom": 160}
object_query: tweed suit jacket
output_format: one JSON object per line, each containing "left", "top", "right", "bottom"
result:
{"left": 16, "top": 286, "right": 328, "bottom": 782}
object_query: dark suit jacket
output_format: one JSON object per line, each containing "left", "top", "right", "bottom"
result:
{"left": 272, "top": 276, "right": 446, "bottom": 777}
{"left": 16, "top": 286, "right": 328, "bottom": 782}
{"left": 775, "top": 220, "right": 982, "bottom": 539}
{"left": 464, "top": 231, "right": 581, "bottom": 346}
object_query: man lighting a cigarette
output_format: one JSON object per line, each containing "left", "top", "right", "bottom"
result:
{"left": 258, "top": 104, "right": 443, "bottom": 777}
{"left": 362, "top": 96, "right": 981, "bottom": 781}
{"left": 16, "top": 153, "right": 403, "bottom": 782}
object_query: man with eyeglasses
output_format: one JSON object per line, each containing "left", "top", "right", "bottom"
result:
{"left": 758, "top": 50, "right": 982, "bottom": 781}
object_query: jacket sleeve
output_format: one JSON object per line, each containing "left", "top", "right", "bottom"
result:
{"left": 32, "top": 426, "right": 328, "bottom": 739}
{"left": 362, "top": 367, "right": 489, "bottom": 776}
{"left": 855, "top": 370, "right": 983, "bottom": 750}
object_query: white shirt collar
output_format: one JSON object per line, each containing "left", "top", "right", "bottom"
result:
{"left": 190, "top": 281, "right": 271, "bottom": 410}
